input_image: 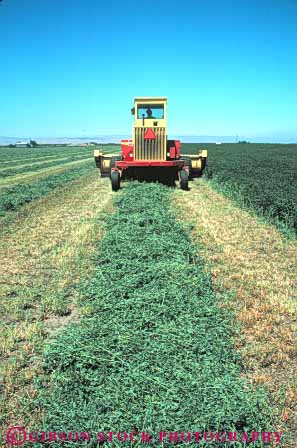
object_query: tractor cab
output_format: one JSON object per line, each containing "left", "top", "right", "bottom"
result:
{"left": 131, "top": 97, "right": 168, "bottom": 161}
{"left": 132, "top": 97, "right": 167, "bottom": 129}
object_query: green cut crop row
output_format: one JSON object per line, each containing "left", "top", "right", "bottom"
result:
{"left": 0, "top": 160, "right": 94, "bottom": 216}
{"left": 30, "top": 182, "right": 273, "bottom": 448}
{"left": 0, "top": 146, "right": 92, "bottom": 163}
{"left": 0, "top": 150, "right": 91, "bottom": 166}
{"left": 0, "top": 153, "right": 92, "bottom": 178}
{"left": 182, "top": 143, "right": 297, "bottom": 236}
{"left": 0, "top": 144, "right": 119, "bottom": 163}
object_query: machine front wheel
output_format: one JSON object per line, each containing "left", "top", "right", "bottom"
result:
{"left": 111, "top": 170, "right": 120, "bottom": 191}
{"left": 180, "top": 170, "right": 189, "bottom": 190}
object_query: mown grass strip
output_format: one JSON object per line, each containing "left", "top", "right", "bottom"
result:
{"left": 0, "top": 158, "right": 93, "bottom": 188}
{"left": 0, "top": 153, "right": 91, "bottom": 176}
{"left": 32, "top": 182, "right": 273, "bottom": 447}
{"left": 0, "top": 160, "right": 94, "bottom": 216}
{"left": 0, "top": 144, "right": 119, "bottom": 164}
{"left": 0, "top": 150, "right": 91, "bottom": 166}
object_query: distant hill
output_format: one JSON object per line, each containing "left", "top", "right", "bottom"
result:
{"left": 0, "top": 135, "right": 296, "bottom": 145}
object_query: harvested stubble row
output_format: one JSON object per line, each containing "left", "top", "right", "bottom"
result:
{"left": 32, "top": 183, "right": 272, "bottom": 447}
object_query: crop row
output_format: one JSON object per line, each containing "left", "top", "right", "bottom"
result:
{"left": 0, "top": 147, "right": 92, "bottom": 164}
{"left": 0, "top": 153, "right": 92, "bottom": 178}
{"left": 182, "top": 143, "right": 297, "bottom": 235}
{"left": 1, "top": 150, "right": 91, "bottom": 166}
{"left": 0, "top": 160, "right": 94, "bottom": 216}
{"left": 32, "top": 183, "right": 272, "bottom": 447}
{"left": 0, "top": 144, "right": 119, "bottom": 163}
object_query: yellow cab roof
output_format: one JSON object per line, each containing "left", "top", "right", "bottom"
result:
{"left": 134, "top": 97, "right": 167, "bottom": 104}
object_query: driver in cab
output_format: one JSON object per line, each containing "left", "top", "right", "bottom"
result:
{"left": 146, "top": 106, "right": 155, "bottom": 119}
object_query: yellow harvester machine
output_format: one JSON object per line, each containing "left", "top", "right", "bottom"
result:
{"left": 94, "top": 97, "right": 208, "bottom": 191}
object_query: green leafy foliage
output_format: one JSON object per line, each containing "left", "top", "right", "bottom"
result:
{"left": 182, "top": 143, "right": 297, "bottom": 235}
{"left": 33, "top": 183, "right": 272, "bottom": 447}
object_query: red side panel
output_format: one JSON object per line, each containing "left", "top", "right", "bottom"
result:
{"left": 121, "top": 140, "right": 134, "bottom": 161}
{"left": 174, "top": 140, "right": 181, "bottom": 158}
{"left": 169, "top": 147, "right": 176, "bottom": 159}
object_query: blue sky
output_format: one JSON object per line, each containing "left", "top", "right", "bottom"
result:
{"left": 0, "top": 0, "right": 297, "bottom": 141}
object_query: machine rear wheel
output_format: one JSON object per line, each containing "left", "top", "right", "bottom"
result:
{"left": 180, "top": 170, "right": 188, "bottom": 190}
{"left": 111, "top": 171, "right": 120, "bottom": 191}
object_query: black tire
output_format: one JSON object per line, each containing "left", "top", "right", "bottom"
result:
{"left": 180, "top": 156, "right": 193, "bottom": 179}
{"left": 180, "top": 170, "right": 188, "bottom": 190}
{"left": 111, "top": 171, "right": 120, "bottom": 191}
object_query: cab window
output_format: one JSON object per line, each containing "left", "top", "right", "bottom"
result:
{"left": 137, "top": 104, "right": 164, "bottom": 119}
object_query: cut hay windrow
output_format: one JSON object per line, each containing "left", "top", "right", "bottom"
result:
{"left": 0, "top": 153, "right": 91, "bottom": 178}
{"left": 31, "top": 183, "right": 273, "bottom": 447}
{"left": 0, "top": 160, "right": 94, "bottom": 216}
